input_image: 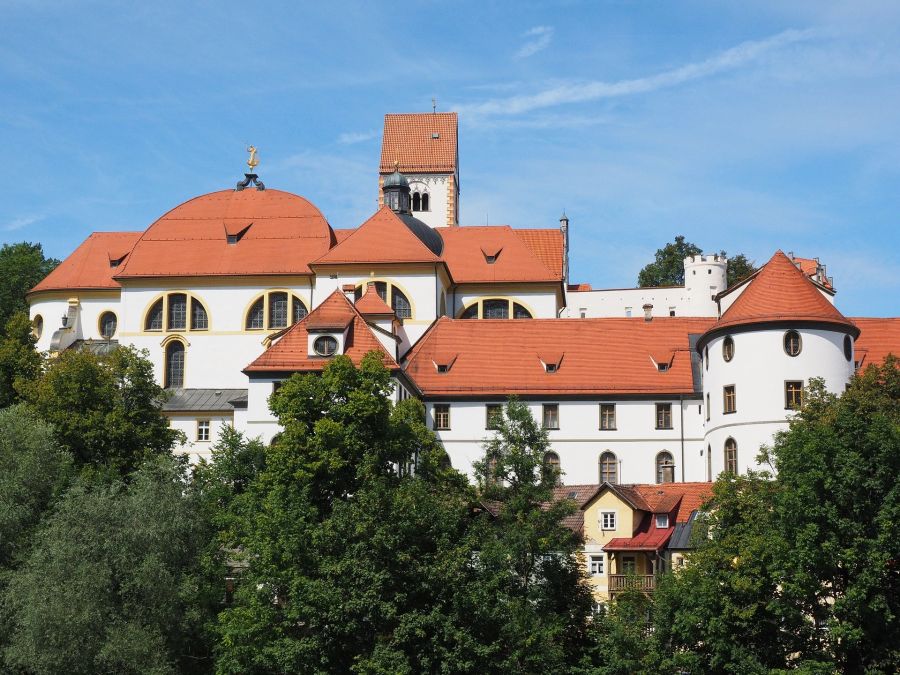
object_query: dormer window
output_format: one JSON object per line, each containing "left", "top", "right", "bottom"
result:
{"left": 657, "top": 363, "right": 669, "bottom": 372}
{"left": 433, "top": 353, "right": 457, "bottom": 373}
{"left": 313, "top": 335, "right": 338, "bottom": 357}
{"left": 655, "top": 514, "right": 669, "bottom": 528}
{"left": 437, "top": 364, "right": 449, "bottom": 373}
{"left": 546, "top": 363, "right": 558, "bottom": 373}
{"left": 486, "top": 255, "right": 497, "bottom": 264}
{"left": 481, "top": 246, "right": 502, "bottom": 265}
{"left": 226, "top": 234, "right": 238, "bottom": 245}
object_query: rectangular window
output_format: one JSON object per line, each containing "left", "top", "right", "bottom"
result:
{"left": 600, "top": 511, "right": 616, "bottom": 530}
{"left": 433, "top": 404, "right": 450, "bottom": 430}
{"left": 622, "top": 556, "right": 637, "bottom": 574}
{"left": 589, "top": 555, "right": 605, "bottom": 576}
{"left": 705, "top": 393, "right": 710, "bottom": 421}
{"left": 655, "top": 514, "right": 669, "bottom": 528}
{"left": 542, "top": 404, "right": 559, "bottom": 430}
{"left": 196, "top": 420, "right": 210, "bottom": 442}
{"left": 269, "top": 292, "right": 288, "bottom": 329}
{"left": 599, "top": 404, "right": 616, "bottom": 430}
{"left": 785, "top": 381, "right": 803, "bottom": 410}
{"left": 167, "top": 294, "right": 187, "bottom": 330}
{"left": 656, "top": 403, "right": 672, "bottom": 429}
{"left": 486, "top": 404, "right": 503, "bottom": 430}
{"left": 723, "top": 385, "right": 736, "bottom": 414}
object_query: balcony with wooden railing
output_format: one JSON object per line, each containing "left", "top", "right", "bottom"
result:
{"left": 608, "top": 574, "right": 656, "bottom": 594}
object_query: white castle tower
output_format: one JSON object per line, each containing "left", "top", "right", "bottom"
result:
{"left": 378, "top": 112, "right": 459, "bottom": 228}
{"left": 683, "top": 254, "right": 728, "bottom": 316}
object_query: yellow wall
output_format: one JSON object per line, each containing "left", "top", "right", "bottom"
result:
{"left": 583, "top": 489, "right": 646, "bottom": 600}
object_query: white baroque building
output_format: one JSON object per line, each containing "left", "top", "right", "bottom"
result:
{"left": 27, "top": 112, "right": 900, "bottom": 486}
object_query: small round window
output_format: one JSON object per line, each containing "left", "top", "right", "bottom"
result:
{"left": 722, "top": 336, "right": 734, "bottom": 362}
{"left": 314, "top": 335, "right": 338, "bottom": 357}
{"left": 99, "top": 311, "right": 117, "bottom": 339}
{"left": 32, "top": 315, "right": 43, "bottom": 339}
{"left": 784, "top": 330, "right": 802, "bottom": 357}
{"left": 843, "top": 335, "right": 852, "bottom": 362}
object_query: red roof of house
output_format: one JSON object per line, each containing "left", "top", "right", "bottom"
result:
{"left": 710, "top": 251, "right": 856, "bottom": 335}
{"left": 604, "top": 513, "right": 674, "bottom": 551}
{"left": 314, "top": 207, "right": 442, "bottom": 265}
{"left": 852, "top": 317, "right": 900, "bottom": 368}
{"left": 355, "top": 282, "right": 395, "bottom": 316}
{"left": 437, "top": 226, "right": 563, "bottom": 283}
{"left": 792, "top": 256, "right": 833, "bottom": 289}
{"left": 550, "top": 484, "right": 603, "bottom": 531}
{"left": 114, "top": 189, "right": 334, "bottom": 278}
{"left": 404, "top": 317, "right": 714, "bottom": 396}
{"left": 30, "top": 231, "right": 142, "bottom": 294}
{"left": 244, "top": 290, "right": 398, "bottom": 373}
{"left": 379, "top": 113, "right": 457, "bottom": 174}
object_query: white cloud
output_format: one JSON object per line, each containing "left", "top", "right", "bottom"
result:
{"left": 3, "top": 214, "right": 42, "bottom": 231}
{"left": 515, "top": 25, "right": 554, "bottom": 59}
{"left": 337, "top": 130, "right": 379, "bottom": 145}
{"left": 465, "top": 28, "right": 819, "bottom": 116}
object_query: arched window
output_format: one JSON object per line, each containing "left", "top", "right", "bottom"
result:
{"left": 412, "top": 192, "right": 422, "bottom": 211}
{"left": 483, "top": 299, "right": 508, "bottom": 319}
{"left": 421, "top": 193, "right": 429, "bottom": 211}
{"left": 99, "top": 311, "right": 117, "bottom": 339}
{"left": 784, "top": 330, "right": 802, "bottom": 357}
{"left": 513, "top": 303, "right": 532, "bottom": 319}
{"left": 392, "top": 287, "right": 412, "bottom": 319}
{"left": 723, "top": 336, "right": 734, "bottom": 362}
{"left": 724, "top": 438, "right": 738, "bottom": 474}
{"left": 293, "top": 297, "right": 308, "bottom": 324}
{"left": 164, "top": 341, "right": 185, "bottom": 389}
{"left": 167, "top": 293, "right": 187, "bottom": 330}
{"left": 544, "top": 451, "right": 560, "bottom": 469}
{"left": 843, "top": 335, "right": 852, "bottom": 361}
{"left": 146, "top": 299, "right": 163, "bottom": 331}
{"left": 460, "top": 304, "right": 478, "bottom": 319}
{"left": 656, "top": 451, "right": 675, "bottom": 484}
{"left": 269, "top": 292, "right": 289, "bottom": 329}
{"left": 599, "top": 451, "right": 617, "bottom": 484}
{"left": 191, "top": 299, "right": 208, "bottom": 330}
{"left": 32, "top": 315, "right": 43, "bottom": 339}
{"left": 247, "top": 297, "right": 264, "bottom": 329}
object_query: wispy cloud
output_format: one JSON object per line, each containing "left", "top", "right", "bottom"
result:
{"left": 337, "top": 130, "right": 379, "bottom": 145}
{"left": 515, "top": 25, "right": 554, "bottom": 59}
{"left": 464, "top": 28, "right": 819, "bottom": 116}
{"left": 3, "top": 214, "right": 42, "bottom": 232}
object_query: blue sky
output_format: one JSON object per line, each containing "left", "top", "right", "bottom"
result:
{"left": 2, "top": 0, "right": 899, "bottom": 315}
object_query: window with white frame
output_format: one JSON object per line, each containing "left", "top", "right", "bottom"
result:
{"left": 196, "top": 420, "right": 210, "bottom": 442}
{"left": 655, "top": 514, "right": 669, "bottom": 528}
{"left": 589, "top": 554, "right": 605, "bottom": 576}
{"left": 600, "top": 510, "right": 617, "bottom": 530}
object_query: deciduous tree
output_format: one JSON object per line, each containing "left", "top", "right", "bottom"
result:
{"left": 0, "top": 312, "right": 42, "bottom": 408}
{"left": 0, "top": 242, "right": 58, "bottom": 330}
{"left": 636, "top": 236, "right": 757, "bottom": 288}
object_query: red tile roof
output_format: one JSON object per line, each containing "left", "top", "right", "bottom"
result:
{"left": 115, "top": 189, "right": 333, "bottom": 278}
{"left": 436, "top": 226, "right": 563, "bottom": 283}
{"left": 355, "top": 282, "right": 395, "bottom": 316}
{"left": 30, "top": 231, "right": 142, "bottom": 294}
{"left": 852, "top": 318, "right": 900, "bottom": 368}
{"left": 711, "top": 251, "right": 856, "bottom": 335}
{"left": 244, "top": 291, "right": 398, "bottom": 373}
{"left": 568, "top": 283, "right": 593, "bottom": 292}
{"left": 792, "top": 256, "right": 833, "bottom": 289}
{"left": 404, "top": 317, "right": 714, "bottom": 396}
{"left": 314, "top": 207, "right": 441, "bottom": 265}
{"left": 630, "top": 482, "right": 713, "bottom": 523}
{"left": 604, "top": 513, "right": 674, "bottom": 551}
{"left": 380, "top": 113, "right": 458, "bottom": 174}
{"left": 550, "top": 484, "right": 602, "bottom": 531}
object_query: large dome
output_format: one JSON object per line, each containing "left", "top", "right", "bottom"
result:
{"left": 115, "top": 188, "right": 335, "bottom": 278}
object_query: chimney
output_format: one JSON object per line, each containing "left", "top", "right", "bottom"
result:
{"left": 342, "top": 283, "right": 356, "bottom": 302}
{"left": 559, "top": 211, "right": 569, "bottom": 285}
{"left": 643, "top": 303, "right": 653, "bottom": 322}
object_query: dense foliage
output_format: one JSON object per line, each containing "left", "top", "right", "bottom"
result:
{"left": 0, "top": 242, "right": 58, "bottom": 330}
{"left": 637, "top": 235, "right": 757, "bottom": 288}
{"left": 0, "top": 312, "right": 42, "bottom": 408}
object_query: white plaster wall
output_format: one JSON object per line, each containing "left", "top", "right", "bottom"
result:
{"left": 406, "top": 175, "right": 450, "bottom": 229}
{"left": 428, "top": 398, "right": 705, "bottom": 485}
{"left": 702, "top": 328, "right": 854, "bottom": 476}
{"left": 453, "top": 285, "right": 559, "bottom": 319}
{"left": 168, "top": 414, "right": 232, "bottom": 464}
{"left": 29, "top": 296, "right": 76, "bottom": 351}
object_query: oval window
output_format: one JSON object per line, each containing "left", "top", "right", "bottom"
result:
{"left": 314, "top": 335, "right": 338, "bottom": 357}
{"left": 843, "top": 335, "right": 852, "bottom": 362}
{"left": 99, "top": 311, "right": 117, "bottom": 339}
{"left": 723, "top": 336, "right": 734, "bottom": 362}
{"left": 33, "top": 315, "right": 43, "bottom": 339}
{"left": 784, "top": 330, "right": 802, "bottom": 357}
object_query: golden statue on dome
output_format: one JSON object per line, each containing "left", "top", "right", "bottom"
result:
{"left": 236, "top": 145, "right": 265, "bottom": 191}
{"left": 246, "top": 145, "right": 259, "bottom": 173}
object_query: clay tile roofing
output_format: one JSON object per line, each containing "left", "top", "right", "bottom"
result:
{"left": 550, "top": 484, "right": 603, "bottom": 531}
{"left": 114, "top": 189, "right": 334, "bottom": 278}
{"left": 404, "top": 316, "right": 715, "bottom": 396}
{"left": 244, "top": 290, "right": 398, "bottom": 373}
{"left": 314, "top": 207, "right": 442, "bottom": 265}
{"left": 436, "top": 226, "right": 563, "bottom": 283}
{"left": 631, "top": 482, "right": 714, "bottom": 523}
{"left": 30, "top": 231, "right": 142, "bottom": 294}
{"left": 379, "top": 112, "right": 458, "bottom": 174}
{"left": 792, "top": 256, "right": 833, "bottom": 289}
{"left": 710, "top": 251, "right": 857, "bottom": 336}
{"left": 355, "top": 283, "right": 395, "bottom": 316}
{"left": 604, "top": 513, "right": 674, "bottom": 551}
{"left": 852, "top": 318, "right": 900, "bottom": 367}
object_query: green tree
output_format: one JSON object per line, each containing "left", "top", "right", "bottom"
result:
{"left": 764, "top": 360, "right": 900, "bottom": 672}
{"left": 1, "top": 455, "right": 217, "bottom": 675}
{"left": 20, "top": 345, "right": 180, "bottom": 475}
{"left": 590, "top": 587, "right": 656, "bottom": 675}
{"left": 0, "top": 242, "right": 59, "bottom": 330}
{"left": 636, "top": 236, "right": 757, "bottom": 288}
{"left": 471, "top": 398, "right": 596, "bottom": 672}
{"left": 0, "top": 312, "right": 43, "bottom": 408}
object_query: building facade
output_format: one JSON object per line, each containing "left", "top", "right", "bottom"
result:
{"left": 27, "top": 112, "right": 900, "bottom": 486}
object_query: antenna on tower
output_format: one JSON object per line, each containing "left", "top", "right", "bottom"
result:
{"left": 432, "top": 97, "right": 437, "bottom": 113}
